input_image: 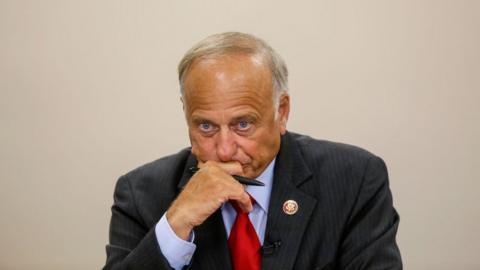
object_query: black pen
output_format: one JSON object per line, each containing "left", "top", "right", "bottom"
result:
{"left": 188, "top": 167, "right": 265, "bottom": 186}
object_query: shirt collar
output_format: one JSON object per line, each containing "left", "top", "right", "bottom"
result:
{"left": 245, "top": 158, "right": 276, "bottom": 213}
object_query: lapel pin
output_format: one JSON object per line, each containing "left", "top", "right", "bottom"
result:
{"left": 282, "top": 199, "right": 298, "bottom": 215}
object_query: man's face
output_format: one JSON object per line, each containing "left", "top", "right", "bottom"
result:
{"left": 182, "top": 53, "right": 290, "bottom": 178}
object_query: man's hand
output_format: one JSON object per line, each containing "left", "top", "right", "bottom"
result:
{"left": 166, "top": 161, "right": 253, "bottom": 240}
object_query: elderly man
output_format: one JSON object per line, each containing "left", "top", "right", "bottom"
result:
{"left": 104, "top": 32, "right": 402, "bottom": 270}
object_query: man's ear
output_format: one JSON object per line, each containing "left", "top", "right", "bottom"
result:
{"left": 180, "top": 96, "right": 185, "bottom": 112}
{"left": 277, "top": 93, "right": 290, "bottom": 135}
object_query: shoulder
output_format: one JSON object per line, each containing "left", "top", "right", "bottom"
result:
{"left": 287, "top": 132, "right": 391, "bottom": 220}
{"left": 288, "top": 132, "right": 388, "bottom": 195}
{"left": 290, "top": 132, "right": 381, "bottom": 169}
{"left": 112, "top": 147, "right": 192, "bottom": 226}
{"left": 115, "top": 147, "right": 191, "bottom": 201}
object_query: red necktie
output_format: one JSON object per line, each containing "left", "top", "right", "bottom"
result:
{"left": 228, "top": 198, "right": 261, "bottom": 270}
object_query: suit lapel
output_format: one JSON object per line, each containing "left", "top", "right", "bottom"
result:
{"left": 191, "top": 210, "right": 233, "bottom": 270}
{"left": 262, "top": 132, "right": 317, "bottom": 270}
{"left": 177, "top": 153, "right": 197, "bottom": 190}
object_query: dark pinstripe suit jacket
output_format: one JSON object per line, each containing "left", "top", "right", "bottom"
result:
{"left": 104, "top": 132, "right": 402, "bottom": 270}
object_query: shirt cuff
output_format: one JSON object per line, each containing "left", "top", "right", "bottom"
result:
{"left": 155, "top": 213, "right": 196, "bottom": 270}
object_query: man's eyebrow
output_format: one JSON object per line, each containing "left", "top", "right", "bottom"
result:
{"left": 230, "top": 114, "right": 258, "bottom": 123}
{"left": 190, "top": 116, "right": 211, "bottom": 125}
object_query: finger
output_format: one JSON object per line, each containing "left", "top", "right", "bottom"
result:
{"left": 228, "top": 187, "right": 253, "bottom": 213}
{"left": 205, "top": 161, "right": 243, "bottom": 175}
{"left": 237, "top": 192, "right": 254, "bottom": 213}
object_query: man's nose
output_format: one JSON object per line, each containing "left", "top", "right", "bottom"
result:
{"left": 215, "top": 129, "right": 237, "bottom": 162}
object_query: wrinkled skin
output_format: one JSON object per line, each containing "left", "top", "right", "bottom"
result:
{"left": 167, "top": 53, "right": 290, "bottom": 240}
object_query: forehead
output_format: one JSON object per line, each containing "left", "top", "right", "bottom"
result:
{"left": 182, "top": 54, "right": 274, "bottom": 115}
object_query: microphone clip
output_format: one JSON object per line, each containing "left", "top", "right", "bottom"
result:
{"left": 261, "top": 240, "right": 282, "bottom": 255}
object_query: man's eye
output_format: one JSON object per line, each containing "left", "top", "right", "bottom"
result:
{"left": 237, "top": 120, "right": 251, "bottom": 130}
{"left": 199, "top": 122, "right": 212, "bottom": 131}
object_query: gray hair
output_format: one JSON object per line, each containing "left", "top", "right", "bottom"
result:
{"left": 178, "top": 32, "right": 289, "bottom": 106}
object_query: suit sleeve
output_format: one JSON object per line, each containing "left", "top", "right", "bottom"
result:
{"left": 338, "top": 156, "right": 403, "bottom": 269}
{"left": 103, "top": 175, "right": 174, "bottom": 270}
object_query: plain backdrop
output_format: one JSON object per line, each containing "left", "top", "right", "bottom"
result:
{"left": 1, "top": 0, "right": 479, "bottom": 269}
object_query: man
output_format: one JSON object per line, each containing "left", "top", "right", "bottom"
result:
{"left": 104, "top": 32, "right": 402, "bottom": 270}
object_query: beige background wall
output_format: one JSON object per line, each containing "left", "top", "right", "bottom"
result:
{"left": 1, "top": 0, "right": 479, "bottom": 269}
